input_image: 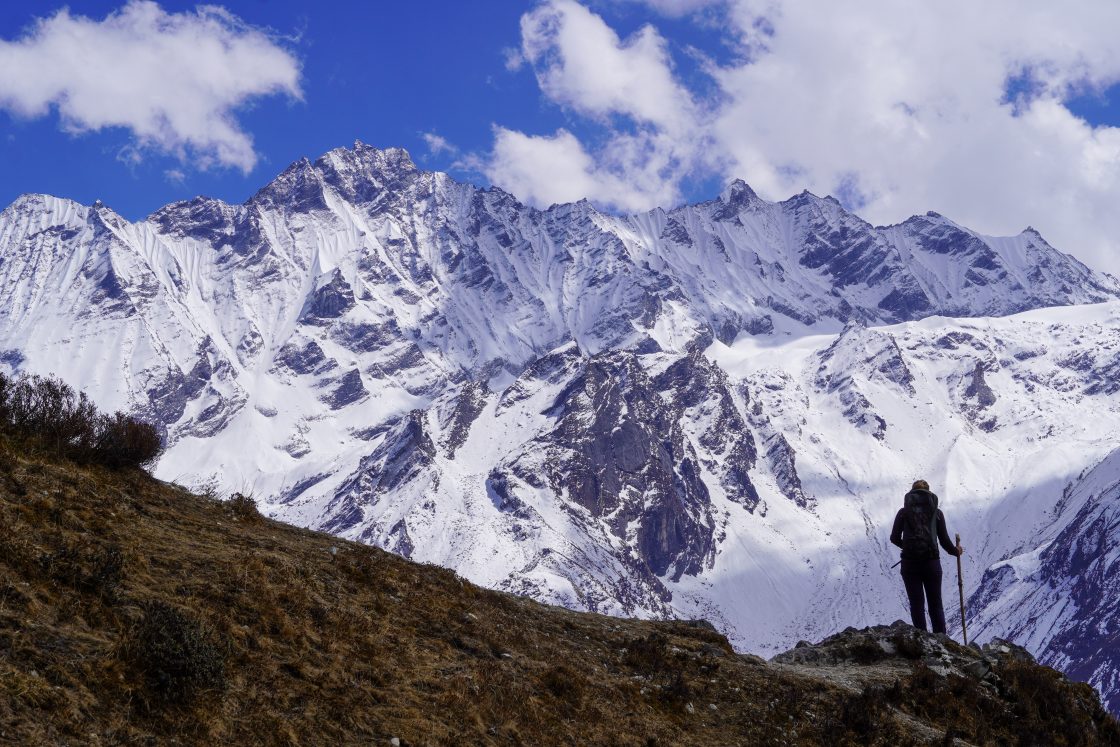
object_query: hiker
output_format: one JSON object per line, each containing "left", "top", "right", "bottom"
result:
{"left": 889, "top": 479, "right": 963, "bottom": 635}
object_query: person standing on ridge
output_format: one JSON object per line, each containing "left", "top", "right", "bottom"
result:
{"left": 889, "top": 479, "right": 963, "bottom": 635}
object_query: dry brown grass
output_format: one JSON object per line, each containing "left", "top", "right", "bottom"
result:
{"left": 0, "top": 436, "right": 1117, "bottom": 746}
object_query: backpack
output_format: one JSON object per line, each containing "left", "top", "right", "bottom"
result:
{"left": 901, "top": 490, "right": 939, "bottom": 559}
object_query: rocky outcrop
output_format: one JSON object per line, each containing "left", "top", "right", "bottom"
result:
{"left": 517, "top": 351, "right": 717, "bottom": 581}
{"left": 320, "top": 410, "right": 437, "bottom": 541}
{"left": 321, "top": 368, "right": 368, "bottom": 410}
{"left": 962, "top": 360, "right": 998, "bottom": 431}
{"left": 653, "top": 350, "right": 760, "bottom": 510}
{"left": 301, "top": 269, "right": 356, "bottom": 323}
{"left": 441, "top": 380, "right": 488, "bottom": 459}
{"left": 772, "top": 621, "right": 1119, "bottom": 744}
{"left": 815, "top": 324, "right": 909, "bottom": 440}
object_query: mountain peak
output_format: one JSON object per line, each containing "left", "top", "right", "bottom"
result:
{"left": 780, "top": 189, "right": 828, "bottom": 209}
{"left": 309, "top": 142, "right": 419, "bottom": 205}
{"left": 0, "top": 194, "right": 90, "bottom": 237}
{"left": 719, "top": 178, "right": 762, "bottom": 207}
{"left": 326, "top": 142, "right": 417, "bottom": 174}
{"left": 4, "top": 193, "right": 86, "bottom": 218}
{"left": 247, "top": 156, "right": 328, "bottom": 212}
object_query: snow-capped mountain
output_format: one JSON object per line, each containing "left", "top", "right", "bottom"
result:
{"left": 968, "top": 446, "right": 1120, "bottom": 714}
{"left": 2, "top": 142, "right": 1119, "bottom": 711}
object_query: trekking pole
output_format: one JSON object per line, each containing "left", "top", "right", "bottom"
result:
{"left": 955, "top": 533, "right": 968, "bottom": 646}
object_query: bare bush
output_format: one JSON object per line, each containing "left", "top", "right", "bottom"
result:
{"left": 0, "top": 371, "right": 162, "bottom": 470}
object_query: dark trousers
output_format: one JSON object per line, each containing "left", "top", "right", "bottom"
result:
{"left": 900, "top": 557, "right": 946, "bottom": 634}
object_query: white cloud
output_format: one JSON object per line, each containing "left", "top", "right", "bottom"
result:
{"left": 485, "top": 0, "right": 708, "bottom": 212}
{"left": 0, "top": 1, "right": 301, "bottom": 174}
{"left": 489, "top": 127, "right": 684, "bottom": 210}
{"left": 520, "top": 0, "right": 697, "bottom": 134}
{"left": 487, "top": 0, "right": 1120, "bottom": 275}
{"left": 616, "top": 0, "right": 722, "bottom": 17}
{"left": 502, "top": 46, "right": 526, "bottom": 72}
{"left": 421, "top": 132, "right": 457, "bottom": 156}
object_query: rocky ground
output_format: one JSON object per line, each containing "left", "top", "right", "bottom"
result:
{"left": 1, "top": 437, "right": 1117, "bottom": 745}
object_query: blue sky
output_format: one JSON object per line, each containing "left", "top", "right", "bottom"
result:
{"left": 0, "top": 1, "right": 555, "bottom": 217}
{"left": 0, "top": 1, "right": 733, "bottom": 218}
{"left": 2, "top": 1, "right": 1120, "bottom": 274}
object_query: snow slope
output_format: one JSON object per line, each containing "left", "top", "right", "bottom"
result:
{"left": 967, "top": 445, "right": 1120, "bottom": 714}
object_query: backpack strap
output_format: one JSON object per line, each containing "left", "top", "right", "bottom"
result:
{"left": 927, "top": 492, "right": 940, "bottom": 551}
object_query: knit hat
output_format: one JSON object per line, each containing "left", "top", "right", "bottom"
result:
{"left": 912, "top": 479, "right": 930, "bottom": 491}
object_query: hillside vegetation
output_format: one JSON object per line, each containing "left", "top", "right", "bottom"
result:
{"left": 0, "top": 386, "right": 1117, "bottom": 745}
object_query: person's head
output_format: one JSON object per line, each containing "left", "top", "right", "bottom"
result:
{"left": 911, "top": 479, "right": 930, "bottom": 492}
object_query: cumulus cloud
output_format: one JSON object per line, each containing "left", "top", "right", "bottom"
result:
{"left": 488, "top": 0, "right": 1120, "bottom": 274}
{"left": 489, "top": 127, "right": 685, "bottom": 210}
{"left": 0, "top": 1, "right": 301, "bottom": 173}
{"left": 520, "top": 0, "right": 698, "bottom": 133}
{"left": 486, "top": 0, "right": 708, "bottom": 212}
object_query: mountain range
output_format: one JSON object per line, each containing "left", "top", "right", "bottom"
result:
{"left": 1, "top": 141, "right": 1119, "bottom": 713}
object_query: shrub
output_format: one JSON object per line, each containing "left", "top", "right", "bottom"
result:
{"left": 0, "top": 371, "right": 162, "bottom": 470}
{"left": 95, "top": 413, "right": 163, "bottom": 469}
{"left": 999, "top": 659, "right": 1120, "bottom": 743}
{"left": 540, "top": 664, "right": 585, "bottom": 705}
{"left": 228, "top": 492, "right": 262, "bottom": 523}
{"left": 121, "top": 600, "right": 227, "bottom": 707}
{"left": 38, "top": 541, "right": 124, "bottom": 600}
{"left": 891, "top": 629, "right": 925, "bottom": 660}
{"left": 623, "top": 632, "right": 670, "bottom": 674}
{"left": 660, "top": 671, "right": 693, "bottom": 707}
{"left": 840, "top": 685, "right": 885, "bottom": 737}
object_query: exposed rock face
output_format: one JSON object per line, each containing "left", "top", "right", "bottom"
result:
{"left": 788, "top": 192, "right": 898, "bottom": 292}
{"left": 321, "top": 368, "right": 368, "bottom": 410}
{"left": 653, "top": 350, "right": 759, "bottom": 510}
{"left": 273, "top": 339, "right": 335, "bottom": 377}
{"left": 764, "top": 433, "right": 809, "bottom": 509}
{"left": 320, "top": 410, "right": 437, "bottom": 544}
{"left": 962, "top": 360, "right": 998, "bottom": 431}
{"left": 441, "top": 380, "right": 487, "bottom": 459}
{"left": 1039, "top": 489, "right": 1120, "bottom": 714}
{"left": 301, "top": 270, "right": 355, "bottom": 323}
{"left": 814, "top": 324, "right": 914, "bottom": 440}
{"left": 495, "top": 350, "right": 718, "bottom": 588}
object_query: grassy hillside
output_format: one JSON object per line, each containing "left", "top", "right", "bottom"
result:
{"left": 1, "top": 435, "right": 1117, "bottom": 745}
